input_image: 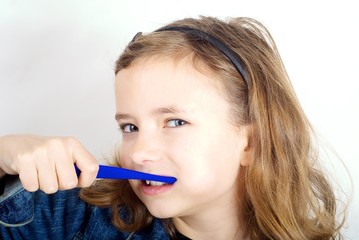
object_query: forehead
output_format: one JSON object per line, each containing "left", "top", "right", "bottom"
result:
{"left": 114, "top": 56, "right": 229, "bottom": 113}
{"left": 115, "top": 55, "right": 225, "bottom": 97}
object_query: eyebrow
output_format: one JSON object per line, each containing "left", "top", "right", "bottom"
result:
{"left": 115, "top": 105, "right": 189, "bottom": 121}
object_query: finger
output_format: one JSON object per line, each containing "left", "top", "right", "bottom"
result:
{"left": 73, "top": 146, "right": 99, "bottom": 188}
{"left": 37, "top": 157, "right": 59, "bottom": 194}
{"left": 18, "top": 165, "right": 39, "bottom": 192}
{"left": 55, "top": 149, "right": 78, "bottom": 190}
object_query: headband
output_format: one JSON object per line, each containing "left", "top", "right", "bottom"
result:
{"left": 155, "top": 26, "right": 249, "bottom": 86}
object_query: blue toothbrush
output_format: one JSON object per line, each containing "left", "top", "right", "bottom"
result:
{"left": 75, "top": 164, "right": 177, "bottom": 184}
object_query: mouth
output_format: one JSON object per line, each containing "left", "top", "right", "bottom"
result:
{"left": 142, "top": 180, "right": 171, "bottom": 186}
{"left": 139, "top": 179, "right": 175, "bottom": 195}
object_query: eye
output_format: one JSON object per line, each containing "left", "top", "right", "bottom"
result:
{"left": 120, "top": 124, "right": 138, "bottom": 133}
{"left": 166, "top": 119, "right": 188, "bottom": 128}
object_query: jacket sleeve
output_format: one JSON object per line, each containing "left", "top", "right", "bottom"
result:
{"left": 0, "top": 175, "right": 89, "bottom": 240}
{"left": 0, "top": 175, "right": 34, "bottom": 227}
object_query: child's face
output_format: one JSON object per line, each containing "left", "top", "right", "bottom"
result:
{"left": 115, "top": 56, "right": 251, "bottom": 220}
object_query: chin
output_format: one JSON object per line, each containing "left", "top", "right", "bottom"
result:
{"left": 144, "top": 202, "right": 176, "bottom": 219}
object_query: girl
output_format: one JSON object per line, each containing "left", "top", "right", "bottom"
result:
{"left": 0, "top": 16, "right": 345, "bottom": 239}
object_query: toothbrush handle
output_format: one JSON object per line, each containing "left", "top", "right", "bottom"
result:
{"left": 74, "top": 164, "right": 176, "bottom": 184}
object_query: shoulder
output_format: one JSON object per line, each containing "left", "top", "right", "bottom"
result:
{"left": 79, "top": 209, "right": 169, "bottom": 239}
{"left": 130, "top": 218, "right": 169, "bottom": 239}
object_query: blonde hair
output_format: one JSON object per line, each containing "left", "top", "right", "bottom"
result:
{"left": 81, "top": 16, "right": 345, "bottom": 239}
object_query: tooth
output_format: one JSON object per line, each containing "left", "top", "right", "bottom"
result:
{"left": 146, "top": 180, "right": 150, "bottom": 185}
{"left": 150, "top": 181, "right": 165, "bottom": 186}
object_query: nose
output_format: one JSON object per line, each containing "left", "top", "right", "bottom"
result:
{"left": 129, "top": 133, "right": 162, "bottom": 165}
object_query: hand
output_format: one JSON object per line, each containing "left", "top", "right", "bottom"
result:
{"left": 0, "top": 135, "right": 99, "bottom": 194}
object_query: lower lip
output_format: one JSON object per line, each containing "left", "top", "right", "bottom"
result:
{"left": 140, "top": 182, "right": 174, "bottom": 196}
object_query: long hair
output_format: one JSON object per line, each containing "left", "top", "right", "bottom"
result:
{"left": 80, "top": 16, "right": 345, "bottom": 239}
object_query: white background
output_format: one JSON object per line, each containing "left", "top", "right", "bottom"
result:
{"left": 0, "top": 0, "right": 358, "bottom": 238}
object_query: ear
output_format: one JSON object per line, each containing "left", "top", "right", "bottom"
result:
{"left": 239, "top": 124, "right": 253, "bottom": 167}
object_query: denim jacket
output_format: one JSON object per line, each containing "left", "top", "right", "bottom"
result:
{"left": 0, "top": 176, "right": 171, "bottom": 240}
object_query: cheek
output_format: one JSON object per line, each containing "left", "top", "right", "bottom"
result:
{"left": 178, "top": 142, "right": 226, "bottom": 177}
{"left": 180, "top": 132, "right": 242, "bottom": 184}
